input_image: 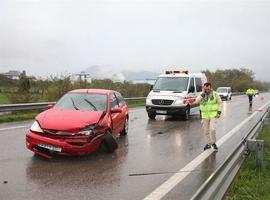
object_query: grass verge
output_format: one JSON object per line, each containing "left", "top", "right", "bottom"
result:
{"left": 225, "top": 125, "right": 270, "bottom": 200}
{"left": 0, "top": 111, "right": 38, "bottom": 123}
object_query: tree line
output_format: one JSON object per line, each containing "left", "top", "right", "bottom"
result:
{"left": 202, "top": 68, "right": 270, "bottom": 92}
{"left": 0, "top": 68, "right": 269, "bottom": 104}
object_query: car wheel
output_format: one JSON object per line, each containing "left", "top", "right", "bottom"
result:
{"left": 120, "top": 118, "right": 129, "bottom": 136}
{"left": 103, "top": 131, "right": 118, "bottom": 153}
{"left": 148, "top": 112, "right": 156, "bottom": 119}
{"left": 182, "top": 106, "right": 190, "bottom": 121}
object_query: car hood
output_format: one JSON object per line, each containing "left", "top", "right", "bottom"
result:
{"left": 36, "top": 109, "right": 104, "bottom": 131}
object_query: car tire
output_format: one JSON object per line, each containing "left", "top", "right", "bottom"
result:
{"left": 103, "top": 131, "right": 118, "bottom": 153}
{"left": 182, "top": 106, "right": 190, "bottom": 121}
{"left": 120, "top": 118, "right": 128, "bottom": 136}
{"left": 148, "top": 112, "right": 156, "bottom": 120}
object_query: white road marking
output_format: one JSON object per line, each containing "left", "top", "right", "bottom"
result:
{"left": 0, "top": 125, "right": 28, "bottom": 132}
{"left": 143, "top": 101, "right": 270, "bottom": 200}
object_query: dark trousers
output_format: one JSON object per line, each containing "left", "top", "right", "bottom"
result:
{"left": 248, "top": 95, "right": 253, "bottom": 104}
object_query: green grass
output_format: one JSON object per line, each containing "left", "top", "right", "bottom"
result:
{"left": 127, "top": 101, "right": 145, "bottom": 108}
{"left": 0, "top": 111, "right": 38, "bottom": 123}
{"left": 226, "top": 125, "right": 270, "bottom": 200}
{"left": 0, "top": 93, "right": 10, "bottom": 104}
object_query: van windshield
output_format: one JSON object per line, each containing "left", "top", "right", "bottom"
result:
{"left": 217, "top": 88, "right": 228, "bottom": 93}
{"left": 153, "top": 77, "right": 189, "bottom": 92}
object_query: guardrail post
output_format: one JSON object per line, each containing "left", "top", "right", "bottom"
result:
{"left": 247, "top": 139, "right": 264, "bottom": 168}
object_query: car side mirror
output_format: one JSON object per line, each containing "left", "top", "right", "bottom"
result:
{"left": 189, "top": 86, "right": 195, "bottom": 93}
{"left": 150, "top": 85, "right": 153, "bottom": 91}
{"left": 47, "top": 104, "right": 53, "bottom": 109}
{"left": 111, "top": 108, "right": 122, "bottom": 113}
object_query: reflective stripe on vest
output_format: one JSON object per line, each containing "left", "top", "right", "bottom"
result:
{"left": 200, "top": 91, "right": 218, "bottom": 119}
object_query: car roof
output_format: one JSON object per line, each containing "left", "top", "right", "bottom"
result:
{"left": 69, "top": 89, "right": 116, "bottom": 94}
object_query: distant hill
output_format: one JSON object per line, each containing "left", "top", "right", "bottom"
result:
{"left": 78, "top": 66, "right": 159, "bottom": 81}
{"left": 122, "top": 70, "right": 159, "bottom": 80}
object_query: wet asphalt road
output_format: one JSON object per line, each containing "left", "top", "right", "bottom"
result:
{"left": 0, "top": 93, "right": 270, "bottom": 200}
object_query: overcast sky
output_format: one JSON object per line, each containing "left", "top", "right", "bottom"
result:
{"left": 0, "top": 0, "right": 269, "bottom": 80}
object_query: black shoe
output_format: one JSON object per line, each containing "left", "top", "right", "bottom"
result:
{"left": 203, "top": 144, "right": 211, "bottom": 151}
{"left": 212, "top": 143, "right": 218, "bottom": 151}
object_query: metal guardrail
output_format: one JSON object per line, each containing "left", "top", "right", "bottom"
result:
{"left": 190, "top": 101, "right": 270, "bottom": 200}
{"left": 0, "top": 97, "right": 146, "bottom": 112}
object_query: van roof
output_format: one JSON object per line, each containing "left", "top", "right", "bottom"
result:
{"left": 159, "top": 73, "right": 206, "bottom": 78}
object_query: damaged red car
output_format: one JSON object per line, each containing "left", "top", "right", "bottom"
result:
{"left": 26, "top": 89, "right": 129, "bottom": 159}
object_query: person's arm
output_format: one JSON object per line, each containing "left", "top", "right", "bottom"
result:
{"left": 194, "top": 94, "right": 202, "bottom": 104}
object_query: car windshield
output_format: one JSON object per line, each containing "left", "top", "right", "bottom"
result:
{"left": 153, "top": 77, "right": 189, "bottom": 92}
{"left": 54, "top": 93, "right": 107, "bottom": 111}
{"left": 217, "top": 88, "right": 228, "bottom": 93}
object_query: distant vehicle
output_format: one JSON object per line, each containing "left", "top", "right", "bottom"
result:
{"left": 26, "top": 89, "right": 129, "bottom": 159}
{"left": 217, "top": 87, "right": 232, "bottom": 101}
{"left": 254, "top": 89, "right": 259, "bottom": 96}
{"left": 145, "top": 69, "right": 207, "bottom": 120}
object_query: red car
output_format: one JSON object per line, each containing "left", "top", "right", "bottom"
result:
{"left": 26, "top": 89, "right": 129, "bottom": 159}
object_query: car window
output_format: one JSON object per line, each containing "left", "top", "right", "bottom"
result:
{"left": 54, "top": 93, "right": 107, "bottom": 111}
{"left": 110, "top": 94, "right": 119, "bottom": 109}
{"left": 195, "top": 78, "right": 202, "bottom": 92}
{"left": 115, "top": 93, "right": 125, "bottom": 106}
{"left": 188, "top": 78, "right": 195, "bottom": 93}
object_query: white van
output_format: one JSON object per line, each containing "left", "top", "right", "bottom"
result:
{"left": 146, "top": 70, "right": 207, "bottom": 120}
{"left": 216, "top": 87, "right": 232, "bottom": 101}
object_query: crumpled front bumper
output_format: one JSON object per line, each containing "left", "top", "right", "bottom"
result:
{"left": 26, "top": 131, "right": 103, "bottom": 159}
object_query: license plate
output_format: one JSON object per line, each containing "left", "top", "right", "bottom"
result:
{"left": 156, "top": 110, "right": 167, "bottom": 114}
{"left": 37, "top": 143, "right": 62, "bottom": 152}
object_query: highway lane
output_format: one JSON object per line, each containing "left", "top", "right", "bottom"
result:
{"left": 0, "top": 93, "right": 269, "bottom": 200}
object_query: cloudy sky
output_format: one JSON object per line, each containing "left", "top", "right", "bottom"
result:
{"left": 0, "top": 0, "right": 269, "bottom": 80}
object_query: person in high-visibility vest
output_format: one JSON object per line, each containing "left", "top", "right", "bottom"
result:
{"left": 195, "top": 82, "right": 222, "bottom": 151}
{"left": 246, "top": 88, "right": 255, "bottom": 106}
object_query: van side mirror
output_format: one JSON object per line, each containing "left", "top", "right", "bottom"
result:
{"left": 149, "top": 85, "right": 153, "bottom": 91}
{"left": 189, "top": 86, "right": 195, "bottom": 93}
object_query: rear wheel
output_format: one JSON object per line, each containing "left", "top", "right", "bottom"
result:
{"left": 103, "top": 131, "right": 118, "bottom": 153}
{"left": 120, "top": 118, "right": 129, "bottom": 136}
{"left": 148, "top": 112, "right": 156, "bottom": 120}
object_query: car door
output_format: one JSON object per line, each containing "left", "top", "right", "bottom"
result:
{"left": 110, "top": 93, "right": 122, "bottom": 135}
{"left": 188, "top": 77, "right": 196, "bottom": 104}
{"left": 115, "top": 92, "right": 128, "bottom": 129}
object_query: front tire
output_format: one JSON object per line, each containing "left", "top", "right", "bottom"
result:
{"left": 148, "top": 112, "right": 156, "bottom": 119}
{"left": 103, "top": 131, "right": 118, "bottom": 153}
{"left": 182, "top": 106, "right": 190, "bottom": 121}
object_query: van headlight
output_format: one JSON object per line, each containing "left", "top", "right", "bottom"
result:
{"left": 146, "top": 98, "right": 152, "bottom": 105}
{"left": 30, "top": 121, "right": 44, "bottom": 133}
{"left": 174, "top": 98, "right": 183, "bottom": 105}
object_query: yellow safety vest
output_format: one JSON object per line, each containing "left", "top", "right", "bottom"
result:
{"left": 246, "top": 89, "right": 255, "bottom": 95}
{"left": 200, "top": 91, "right": 219, "bottom": 119}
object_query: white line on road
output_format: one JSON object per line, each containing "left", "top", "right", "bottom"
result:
{"left": 0, "top": 125, "right": 28, "bottom": 132}
{"left": 143, "top": 101, "right": 270, "bottom": 200}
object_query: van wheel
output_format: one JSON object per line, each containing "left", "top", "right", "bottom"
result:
{"left": 103, "top": 131, "right": 118, "bottom": 153}
{"left": 148, "top": 112, "right": 156, "bottom": 120}
{"left": 120, "top": 118, "right": 128, "bottom": 136}
{"left": 182, "top": 107, "right": 190, "bottom": 120}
